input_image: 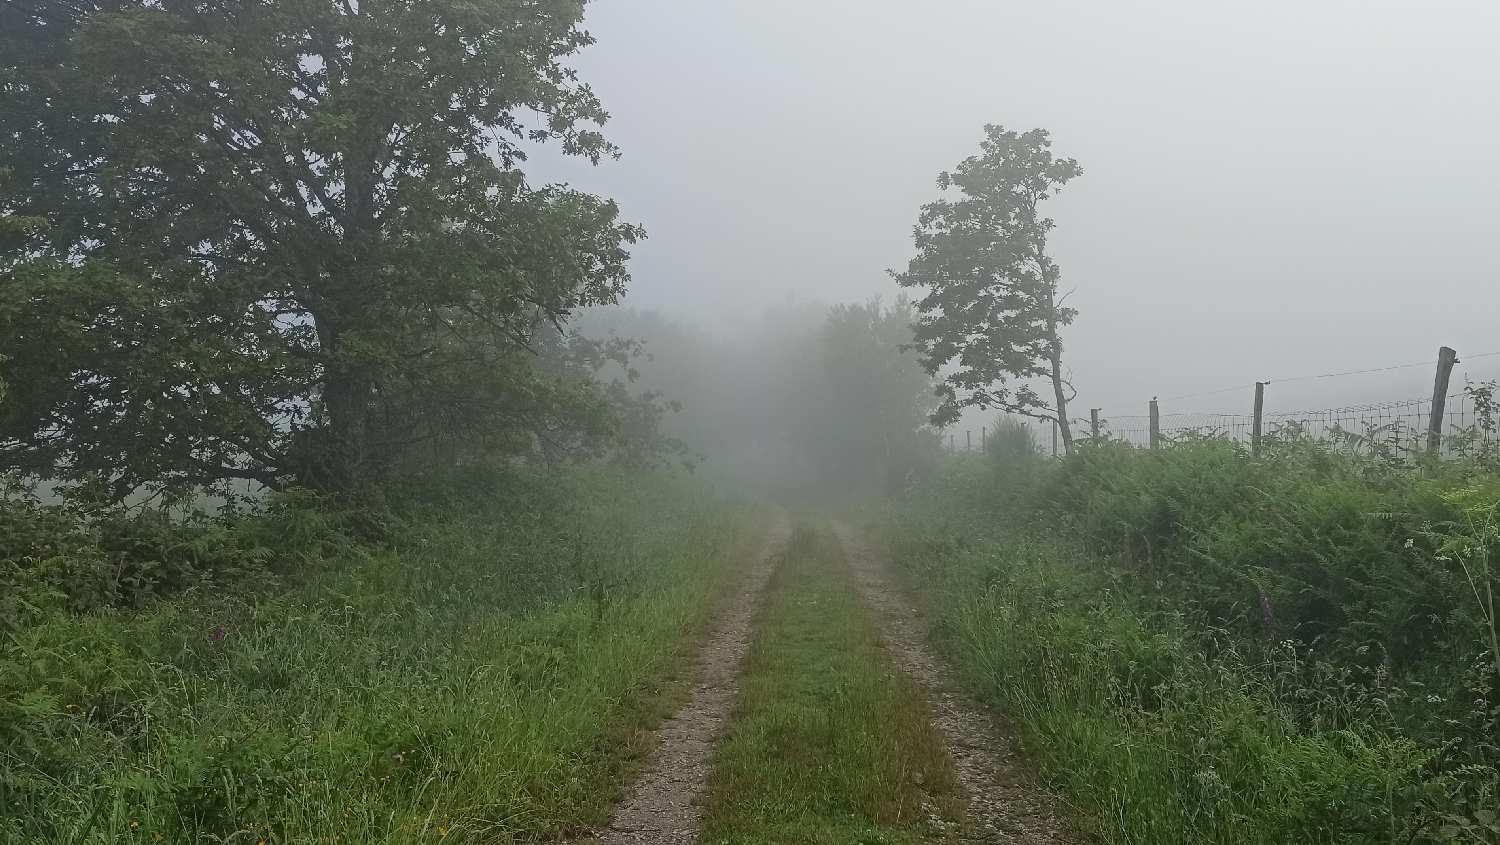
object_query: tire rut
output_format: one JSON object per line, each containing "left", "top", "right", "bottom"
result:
{"left": 831, "top": 521, "right": 1084, "bottom": 845}
{"left": 588, "top": 512, "right": 791, "bottom": 845}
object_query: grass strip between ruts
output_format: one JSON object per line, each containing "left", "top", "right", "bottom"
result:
{"left": 700, "top": 519, "right": 961, "bottom": 845}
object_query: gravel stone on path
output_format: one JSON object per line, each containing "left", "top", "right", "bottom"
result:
{"left": 832, "top": 522, "right": 1086, "bottom": 845}
{"left": 588, "top": 513, "right": 791, "bottom": 845}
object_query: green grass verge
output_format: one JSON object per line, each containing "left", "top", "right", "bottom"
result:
{"left": 2, "top": 465, "right": 764, "bottom": 844}
{"left": 886, "top": 430, "right": 1500, "bottom": 844}
{"left": 873, "top": 516, "right": 1385, "bottom": 845}
{"left": 700, "top": 520, "right": 960, "bottom": 845}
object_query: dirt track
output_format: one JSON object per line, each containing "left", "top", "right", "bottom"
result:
{"left": 832, "top": 522, "right": 1081, "bottom": 845}
{"left": 589, "top": 512, "right": 791, "bottom": 845}
{"left": 591, "top": 514, "right": 1078, "bottom": 844}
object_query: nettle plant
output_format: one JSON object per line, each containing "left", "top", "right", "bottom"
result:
{"left": 1448, "top": 380, "right": 1500, "bottom": 466}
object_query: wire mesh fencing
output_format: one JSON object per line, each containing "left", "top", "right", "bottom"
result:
{"left": 1094, "top": 389, "right": 1500, "bottom": 461}
{"left": 948, "top": 348, "right": 1500, "bottom": 463}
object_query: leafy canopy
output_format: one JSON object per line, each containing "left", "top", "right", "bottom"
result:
{"left": 895, "top": 125, "right": 1080, "bottom": 429}
{"left": 0, "top": 0, "right": 645, "bottom": 499}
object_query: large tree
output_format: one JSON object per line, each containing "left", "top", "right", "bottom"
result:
{"left": 0, "top": 0, "right": 642, "bottom": 499}
{"left": 895, "top": 125, "right": 1082, "bottom": 450}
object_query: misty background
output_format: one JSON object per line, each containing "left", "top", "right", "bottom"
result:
{"left": 525, "top": 0, "right": 1500, "bottom": 446}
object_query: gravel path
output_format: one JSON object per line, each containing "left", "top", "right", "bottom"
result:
{"left": 832, "top": 521, "right": 1084, "bottom": 845}
{"left": 589, "top": 513, "right": 791, "bottom": 845}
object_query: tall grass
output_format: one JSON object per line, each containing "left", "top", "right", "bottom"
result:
{"left": 874, "top": 432, "right": 1500, "bottom": 844}
{"left": 1, "top": 464, "right": 763, "bottom": 844}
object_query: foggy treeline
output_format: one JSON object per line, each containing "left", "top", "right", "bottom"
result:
{"left": 570, "top": 297, "right": 946, "bottom": 495}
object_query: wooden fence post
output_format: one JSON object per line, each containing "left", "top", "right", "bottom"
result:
{"left": 1149, "top": 398, "right": 1160, "bottom": 450}
{"left": 981, "top": 426, "right": 987, "bottom": 450}
{"left": 949, "top": 433, "right": 954, "bottom": 452}
{"left": 1428, "top": 346, "right": 1459, "bottom": 455}
{"left": 1090, "top": 408, "right": 1101, "bottom": 441}
{"left": 1052, "top": 419, "right": 1059, "bottom": 457}
{"left": 966, "top": 430, "right": 972, "bottom": 451}
{"left": 1252, "top": 382, "right": 1265, "bottom": 456}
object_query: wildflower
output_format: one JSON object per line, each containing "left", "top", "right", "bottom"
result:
{"left": 131, "top": 822, "right": 139, "bottom": 828}
{"left": 65, "top": 704, "right": 74, "bottom": 709}
{"left": 393, "top": 753, "right": 404, "bottom": 763}
{"left": 439, "top": 828, "right": 447, "bottom": 837}
{"left": 213, "top": 626, "right": 227, "bottom": 643}
{"left": 1259, "top": 595, "right": 1273, "bottom": 620}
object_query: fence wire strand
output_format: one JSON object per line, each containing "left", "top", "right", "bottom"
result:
{"left": 1093, "top": 392, "right": 1496, "bottom": 459}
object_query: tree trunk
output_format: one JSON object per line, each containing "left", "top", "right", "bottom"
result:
{"left": 322, "top": 367, "right": 374, "bottom": 489}
{"left": 297, "top": 144, "right": 384, "bottom": 493}
{"left": 1047, "top": 323, "right": 1073, "bottom": 452}
{"left": 1038, "top": 251, "right": 1074, "bottom": 453}
{"left": 296, "top": 304, "right": 377, "bottom": 493}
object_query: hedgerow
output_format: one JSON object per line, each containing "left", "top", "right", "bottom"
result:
{"left": 880, "top": 430, "right": 1500, "bottom": 843}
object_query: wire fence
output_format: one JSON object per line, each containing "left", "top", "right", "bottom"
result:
{"left": 951, "top": 349, "right": 1500, "bottom": 463}
{"left": 1091, "top": 389, "right": 1499, "bottom": 460}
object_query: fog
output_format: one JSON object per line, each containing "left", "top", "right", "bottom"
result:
{"left": 528, "top": 0, "right": 1500, "bottom": 440}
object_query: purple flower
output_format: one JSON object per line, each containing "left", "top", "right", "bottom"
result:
{"left": 1259, "top": 595, "right": 1273, "bottom": 620}
{"left": 392, "top": 753, "right": 404, "bottom": 763}
{"left": 212, "top": 626, "right": 227, "bottom": 643}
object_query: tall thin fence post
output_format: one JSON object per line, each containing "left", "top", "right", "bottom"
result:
{"left": 1090, "top": 408, "right": 1100, "bottom": 441}
{"left": 1252, "top": 382, "right": 1266, "bottom": 456}
{"left": 981, "top": 426, "right": 987, "bottom": 451}
{"left": 966, "top": 430, "right": 972, "bottom": 451}
{"left": 948, "top": 433, "right": 954, "bottom": 452}
{"left": 1052, "top": 419, "right": 1059, "bottom": 457}
{"left": 1149, "top": 398, "right": 1160, "bottom": 450}
{"left": 1428, "top": 346, "right": 1459, "bottom": 455}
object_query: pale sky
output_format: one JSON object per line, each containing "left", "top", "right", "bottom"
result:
{"left": 530, "top": 1, "right": 1500, "bottom": 420}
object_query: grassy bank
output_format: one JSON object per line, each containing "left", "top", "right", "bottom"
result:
{"left": 1, "top": 465, "right": 763, "bottom": 844}
{"left": 872, "top": 435, "right": 1500, "bottom": 845}
{"left": 700, "top": 521, "right": 959, "bottom": 845}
